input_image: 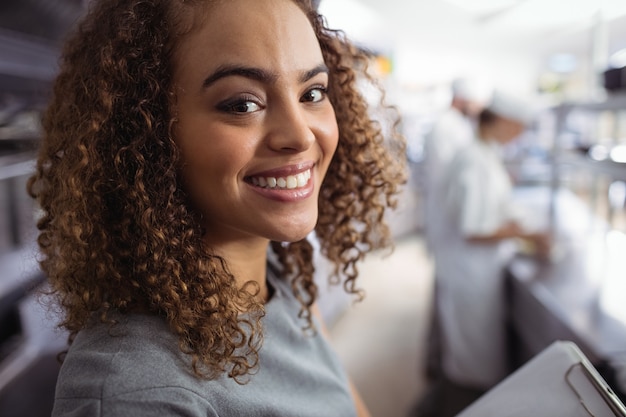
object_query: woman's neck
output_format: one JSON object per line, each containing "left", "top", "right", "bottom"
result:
{"left": 207, "top": 237, "right": 271, "bottom": 302}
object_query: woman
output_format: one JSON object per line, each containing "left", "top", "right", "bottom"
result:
{"left": 27, "top": 0, "right": 406, "bottom": 415}
{"left": 434, "top": 92, "right": 550, "bottom": 413}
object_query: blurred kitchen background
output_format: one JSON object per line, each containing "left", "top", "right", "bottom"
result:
{"left": 3, "top": 0, "right": 626, "bottom": 416}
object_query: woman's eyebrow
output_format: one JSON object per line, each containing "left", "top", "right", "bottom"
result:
{"left": 299, "top": 63, "right": 329, "bottom": 83}
{"left": 202, "top": 65, "right": 278, "bottom": 88}
{"left": 202, "top": 63, "right": 329, "bottom": 89}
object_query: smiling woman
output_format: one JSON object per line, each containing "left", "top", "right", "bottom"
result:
{"left": 27, "top": 0, "right": 406, "bottom": 416}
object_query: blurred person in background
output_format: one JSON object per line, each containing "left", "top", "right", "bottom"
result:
{"left": 418, "top": 78, "right": 492, "bottom": 406}
{"left": 427, "top": 91, "right": 552, "bottom": 416}
{"left": 423, "top": 77, "right": 491, "bottom": 258}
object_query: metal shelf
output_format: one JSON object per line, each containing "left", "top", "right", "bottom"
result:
{"left": 0, "top": 28, "right": 59, "bottom": 99}
{"left": 556, "top": 92, "right": 626, "bottom": 113}
{"left": 558, "top": 152, "right": 626, "bottom": 180}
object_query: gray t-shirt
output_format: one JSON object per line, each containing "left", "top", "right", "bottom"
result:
{"left": 51, "top": 270, "right": 357, "bottom": 417}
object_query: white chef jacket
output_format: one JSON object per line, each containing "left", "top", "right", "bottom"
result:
{"left": 423, "top": 107, "right": 475, "bottom": 258}
{"left": 435, "top": 138, "right": 518, "bottom": 389}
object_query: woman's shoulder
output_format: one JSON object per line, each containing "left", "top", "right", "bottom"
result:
{"left": 66, "top": 313, "right": 179, "bottom": 357}
{"left": 53, "top": 314, "right": 216, "bottom": 415}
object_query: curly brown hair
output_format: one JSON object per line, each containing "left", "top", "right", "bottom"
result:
{"left": 28, "top": 0, "right": 406, "bottom": 381}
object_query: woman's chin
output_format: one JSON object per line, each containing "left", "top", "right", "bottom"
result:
{"left": 272, "top": 222, "right": 317, "bottom": 244}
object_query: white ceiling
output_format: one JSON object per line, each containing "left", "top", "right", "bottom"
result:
{"left": 319, "top": 0, "right": 626, "bottom": 90}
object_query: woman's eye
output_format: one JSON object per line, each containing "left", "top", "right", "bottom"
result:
{"left": 217, "top": 98, "right": 261, "bottom": 114}
{"left": 301, "top": 87, "right": 327, "bottom": 103}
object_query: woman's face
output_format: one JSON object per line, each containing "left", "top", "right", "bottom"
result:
{"left": 172, "top": 0, "right": 338, "bottom": 247}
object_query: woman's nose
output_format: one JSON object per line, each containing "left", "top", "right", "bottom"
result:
{"left": 266, "top": 101, "right": 316, "bottom": 153}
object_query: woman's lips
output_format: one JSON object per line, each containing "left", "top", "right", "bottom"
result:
{"left": 245, "top": 164, "right": 315, "bottom": 202}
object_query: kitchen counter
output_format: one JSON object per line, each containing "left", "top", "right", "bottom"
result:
{"left": 505, "top": 186, "right": 626, "bottom": 398}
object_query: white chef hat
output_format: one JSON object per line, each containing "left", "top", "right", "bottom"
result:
{"left": 451, "top": 77, "right": 493, "bottom": 103}
{"left": 487, "top": 91, "right": 536, "bottom": 125}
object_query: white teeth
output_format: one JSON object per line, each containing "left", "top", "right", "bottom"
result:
{"left": 296, "top": 172, "right": 306, "bottom": 187}
{"left": 251, "top": 169, "right": 311, "bottom": 190}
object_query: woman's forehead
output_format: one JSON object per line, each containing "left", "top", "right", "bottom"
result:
{"left": 171, "top": 0, "right": 323, "bottom": 84}
{"left": 169, "top": 0, "right": 312, "bottom": 39}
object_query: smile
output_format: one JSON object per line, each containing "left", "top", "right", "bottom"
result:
{"left": 249, "top": 169, "right": 311, "bottom": 190}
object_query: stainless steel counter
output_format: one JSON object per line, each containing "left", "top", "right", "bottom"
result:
{"left": 507, "top": 233, "right": 626, "bottom": 364}
{"left": 506, "top": 186, "right": 626, "bottom": 398}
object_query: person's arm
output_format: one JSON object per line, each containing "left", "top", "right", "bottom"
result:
{"left": 466, "top": 220, "right": 524, "bottom": 243}
{"left": 311, "top": 304, "right": 372, "bottom": 417}
{"left": 467, "top": 221, "right": 552, "bottom": 257}
{"left": 347, "top": 379, "right": 372, "bottom": 417}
